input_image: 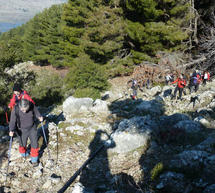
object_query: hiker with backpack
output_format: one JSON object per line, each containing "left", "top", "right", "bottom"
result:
{"left": 192, "top": 70, "right": 202, "bottom": 92}
{"left": 171, "top": 74, "right": 186, "bottom": 100}
{"left": 8, "top": 84, "right": 35, "bottom": 110}
{"left": 9, "top": 99, "right": 43, "bottom": 167}
{"left": 131, "top": 79, "right": 138, "bottom": 100}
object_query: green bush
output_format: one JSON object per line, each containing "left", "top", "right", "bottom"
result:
{"left": 64, "top": 55, "right": 109, "bottom": 99}
{"left": 28, "top": 70, "right": 65, "bottom": 106}
{"left": 73, "top": 87, "right": 100, "bottom": 99}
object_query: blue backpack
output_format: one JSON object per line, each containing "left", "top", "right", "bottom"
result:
{"left": 193, "top": 76, "right": 198, "bottom": 85}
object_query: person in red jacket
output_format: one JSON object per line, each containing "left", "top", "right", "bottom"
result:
{"left": 171, "top": 75, "right": 186, "bottom": 100}
{"left": 8, "top": 84, "right": 35, "bottom": 110}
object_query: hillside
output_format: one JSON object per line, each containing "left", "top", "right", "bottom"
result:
{"left": 0, "top": 73, "right": 215, "bottom": 192}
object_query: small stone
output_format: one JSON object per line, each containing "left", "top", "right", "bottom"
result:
{"left": 42, "top": 180, "right": 52, "bottom": 189}
{"left": 49, "top": 173, "right": 61, "bottom": 184}
{"left": 32, "top": 169, "right": 43, "bottom": 178}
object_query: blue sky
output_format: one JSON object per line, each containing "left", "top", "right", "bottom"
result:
{"left": 0, "top": 0, "right": 67, "bottom": 32}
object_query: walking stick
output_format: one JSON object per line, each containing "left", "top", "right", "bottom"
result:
{"left": 41, "top": 122, "right": 51, "bottom": 160}
{"left": 3, "top": 106, "right": 9, "bottom": 124}
{"left": 5, "top": 136, "right": 13, "bottom": 182}
{"left": 5, "top": 112, "right": 8, "bottom": 124}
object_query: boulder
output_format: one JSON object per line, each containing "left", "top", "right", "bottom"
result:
{"left": 63, "top": 96, "right": 93, "bottom": 117}
{"left": 90, "top": 99, "right": 110, "bottom": 115}
{"left": 109, "top": 115, "right": 157, "bottom": 153}
{"left": 173, "top": 120, "right": 202, "bottom": 133}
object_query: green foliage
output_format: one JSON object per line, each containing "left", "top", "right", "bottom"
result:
{"left": 0, "top": 25, "right": 25, "bottom": 68}
{"left": 105, "top": 57, "right": 134, "bottom": 77}
{"left": 64, "top": 55, "right": 109, "bottom": 99}
{"left": 131, "top": 50, "right": 153, "bottom": 64}
{"left": 23, "top": 5, "right": 64, "bottom": 66}
{"left": 123, "top": 0, "right": 191, "bottom": 62}
{"left": 73, "top": 87, "right": 100, "bottom": 99}
{"left": 150, "top": 162, "right": 164, "bottom": 181}
{"left": 125, "top": 0, "right": 163, "bottom": 21}
{"left": 0, "top": 0, "right": 193, "bottom": 104}
{"left": 28, "top": 70, "right": 65, "bottom": 106}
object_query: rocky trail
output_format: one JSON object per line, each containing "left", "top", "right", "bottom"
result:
{"left": 1, "top": 75, "right": 215, "bottom": 193}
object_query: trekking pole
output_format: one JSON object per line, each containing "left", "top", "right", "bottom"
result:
{"left": 5, "top": 112, "right": 9, "bottom": 124}
{"left": 5, "top": 136, "right": 13, "bottom": 182}
{"left": 3, "top": 106, "right": 9, "bottom": 124}
{"left": 41, "top": 122, "right": 51, "bottom": 160}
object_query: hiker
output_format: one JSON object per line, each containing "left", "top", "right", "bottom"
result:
{"left": 131, "top": 79, "right": 138, "bottom": 100}
{"left": 171, "top": 74, "right": 186, "bottom": 100}
{"left": 165, "top": 73, "right": 172, "bottom": 85}
{"left": 9, "top": 99, "right": 43, "bottom": 167}
{"left": 187, "top": 95, "right": 200, "bottom": 108}
{"left": 193, "top": 70, "right": 202, "bottom": 92}
{"left": 203, "top": 71, "right": 210, "bottom": 86}
{"left": 8, "top": 84, "right": 35, "bottom": 110}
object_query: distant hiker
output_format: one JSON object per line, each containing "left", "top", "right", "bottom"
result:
{"left": 165, "top": 73, "right": 172, "bottom": 85}
{"left": 9, "top": 99, "right": 43, "bottom": 167}
{"left": 187, "top": 95, "right": 200, "bottom": 108}
{"left": 170, "top": 73, "right": 174, "bottom": 82}
{"left": 131, "top": 79, "right": 138, "bottom": 100}
{"left": 146, "top": 78, "right": 150, "bottom": 89}
{"left": 193, "top": 71, "right": 202, "bottom": 92}
{"left": 171, "top": 74, "right": 186, "bottom": 100}
{"left": 8, "top": 84, "right": 35, "bottom": 110}
{"left": 203, "top": 71, "right": 210, "bottom": 85}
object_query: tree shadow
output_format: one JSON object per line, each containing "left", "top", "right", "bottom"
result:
{"left": 108, "top": 97, "right": 166, "bottom": 132}
{"left": 35, "top": 90, "right": 64, "bottom": 107}
{"left": 59, "top": 96, "right": 167, "bottom": 192}
{"left": 106, "top": 96, "right": 167, "bottom": 192}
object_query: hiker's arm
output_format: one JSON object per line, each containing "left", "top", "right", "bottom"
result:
{"left": 171, "top": 79, "right": 177, "bottom": 84}
{"left": 33, "top": 105, "right": 43, "bottom": 122}
{"left": 9, "top": 109, "right": 16, "bottom": 136}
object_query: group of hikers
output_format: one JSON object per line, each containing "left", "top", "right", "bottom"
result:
{"left": 131, "top": 69, "right": 211, "bottom": 101}
{"left": 5, "top": 84, "right": 43, "bottom": 167}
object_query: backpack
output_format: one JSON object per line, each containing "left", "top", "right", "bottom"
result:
{"left": 193, "top": 76, "right": 198, "bottom": 85}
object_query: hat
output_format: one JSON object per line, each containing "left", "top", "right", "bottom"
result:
{"left": 13, "top": 84, "right": 21, "bottom": 92}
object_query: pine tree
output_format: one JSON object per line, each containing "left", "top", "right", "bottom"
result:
{"left": 61, "top": 0, "right": 93, "bottom": 66}
{"left": 23, "top": 5, "right": 64, "bottom": 66}
{"left": 123, "top": 0, "right": 191, "bottom": 63}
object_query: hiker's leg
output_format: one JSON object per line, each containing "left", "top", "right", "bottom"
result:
{"left": 16, "top": 129, "right": 29, "bottom": 157}
{"left": 171, "top": 87, "right": 178, "bottom": 99}
{"left": 189, "top": 83, "right": 194, "bottom": 94}
{"left": 178, "top": 88, "right": 183, "bottom": 100}
{"left": 183, "top": 88, "right": 186, "bottom": 95}
{"left": 29, "top": 126, "right": 39, "bottom": 163}
{"left": 203, "top": 79, "right": 206, "bottom": 85}
{"left": 196, "top": 84, "right": 199, "bottom": 92}
{"left": 194, "top": 84, "right": 197, "bottom": 92}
